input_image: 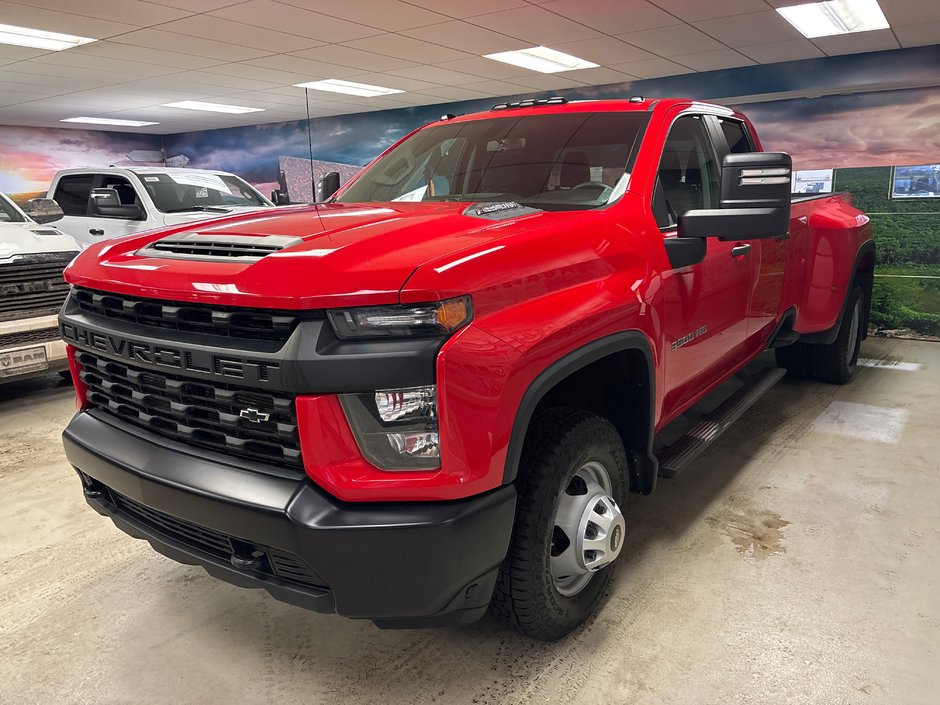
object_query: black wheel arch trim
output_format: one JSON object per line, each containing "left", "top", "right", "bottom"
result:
{"left": 798, "top": 239, "right": 875, "bottom": 345}
{"left": 502, "top": 330, "right": 659, "bottom": 495}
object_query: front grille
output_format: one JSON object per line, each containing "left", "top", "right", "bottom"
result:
{"left": 73, "top": 287, "right": 309, "bottom": 342}
{"left": 110, "top": 490, "right": 328, "bottom": 589}
{"left": 77, "top": 350, "right": 303, "bottom": 468}
{"left": 0, "top": 252, "right": 74, "bottom": 321}
{"left": 0, "top": 326, "right": 59, "bottom": 348}
{"left": 137, "top": 233, "right": 301, "bottom": 261}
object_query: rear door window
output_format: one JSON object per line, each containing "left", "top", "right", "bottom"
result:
{"left": 717, "top": 118, "right": 754, "bottom": 154}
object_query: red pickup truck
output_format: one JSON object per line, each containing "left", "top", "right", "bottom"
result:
{"left": 60, "top": 97, "right": 873, "bottom": 640}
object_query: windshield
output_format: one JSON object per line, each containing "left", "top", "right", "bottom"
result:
{"left": 136, "top": 172, "right": 269, "bottom": 213}
{"left": 0, "top": 194, "right": 26, "bottom": 223}
{"left": 337, "top": 111, "right": 650, "bottom": 211}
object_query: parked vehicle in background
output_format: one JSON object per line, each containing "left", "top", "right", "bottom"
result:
{"left": 47, "top": 167, "right": 274, "bottom": 248}
{"left": 1, "top": 192, "right": 78, "bottom": 383}
{"left": 59, "top": 98, "right": 874, "bottom": 640}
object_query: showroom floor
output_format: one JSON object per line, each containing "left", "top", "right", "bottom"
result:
{"left": 2, "top": 336, "right": 937, "bottom": 705}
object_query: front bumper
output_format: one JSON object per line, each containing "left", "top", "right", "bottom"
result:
{"left": 0, "top": 314, "right": 68, "bottom": 383}
{"left": 63, "top": 410, "right": 516, "bottom": 628}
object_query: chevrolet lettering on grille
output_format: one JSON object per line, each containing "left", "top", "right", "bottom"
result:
{"left": 239, "top": 408, "right": 271, "bottom": 423}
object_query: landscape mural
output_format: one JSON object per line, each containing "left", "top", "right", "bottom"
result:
{"left": 1, "top": 45, "right": 938, "bottom": 337}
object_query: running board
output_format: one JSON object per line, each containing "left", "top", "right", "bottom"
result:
{"left": 657, "top": 367, "right": 786, "bottom": 478}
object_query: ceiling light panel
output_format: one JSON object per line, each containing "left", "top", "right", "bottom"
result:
{"left": 162, "top": 100, "right": 265, "bottom": 114}
{"left": 0, "top": 23, "right": 96, "bottom": 51}
{"left": 776, "top": 0, "right": 890, "bottom": 38}
{"left": 483, "top": 46, "right": 600, "bottom": 74}
{"left": 293, "top": 79, "right": 405, "bottom": 97}
{"left": 61, "top": 117, "right": 159, "bottom": 127}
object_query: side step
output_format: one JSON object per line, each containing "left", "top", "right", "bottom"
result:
{"left": 657, "top": 367, "right": 786, "bottom": 478}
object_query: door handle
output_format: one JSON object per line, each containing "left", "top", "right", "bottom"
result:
{"left": 89, "top": 228, "right": 104, "bottom": 236}
{"left": 730, "top": 244, "right": 751, "bottom": 257}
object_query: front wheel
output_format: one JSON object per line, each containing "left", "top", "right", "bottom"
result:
{"left": 813, "top": 284, "right": 864, "bottom": 384}
{"left": 491, "top": 409, "right": 628, "bottom": 641}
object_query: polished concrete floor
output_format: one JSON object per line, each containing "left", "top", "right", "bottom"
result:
{"left": 2, "top": 337, "right": 938, "bottom": 705}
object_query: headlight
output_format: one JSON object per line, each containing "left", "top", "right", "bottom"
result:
{"left": 328, "top": 296, "right": 471, "bottom": 339}
{"left": 340, "top": 384, "right": 440, "bottom": 470}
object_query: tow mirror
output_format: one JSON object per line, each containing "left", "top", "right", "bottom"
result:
{"left": 678, "top": 152, "right": 792, "bottom": 242}
{"left": 90, "top": 187, "right": 143, "bottom": 219}
{"left": 24, "top": 197, "right": 64, "bottom": 224}
{"left": 317, "top": 172, "right": 341, "bottom": 202}
{"left": 271, "top": 189, "right": 290, "bottom": 206}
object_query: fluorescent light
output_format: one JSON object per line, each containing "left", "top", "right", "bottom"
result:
{"left": 62, "top": 117, "right": 159, "bottom": 127}
{"left": 0, "top": 23, "right": 95, "bottom": 51}
{"left": 294, "top": 79, "right": 404, "bottom": 97}
{"left": 162, "top": 100, "right": 264, "bottom": 114}
{"left": 776, "top": 0, "right": 889, "bottom": 38}
{"left": 483, "top": 46, "right": 599, "bottom": 74}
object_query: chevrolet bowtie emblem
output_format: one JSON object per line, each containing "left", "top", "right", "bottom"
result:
{"left": 239, "top": 408, "right": 270, "bottom": 423}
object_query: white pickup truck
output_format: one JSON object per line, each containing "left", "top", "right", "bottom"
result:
{"left": 0, "top": 193, "right": 79, "bottom": 384}
{"left": 47, "top": 167, "right": 274, "bottom": 249}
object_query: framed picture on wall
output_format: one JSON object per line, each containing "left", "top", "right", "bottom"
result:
{"left": 791, "top": 169, "right": 834, "bottom": 194}
{"left": 891, "top": 164, "right": 940, "bottom": 198}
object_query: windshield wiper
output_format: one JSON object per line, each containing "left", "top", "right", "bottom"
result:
{"left": 163, "top": 205, "right": 233, "bottom": 213}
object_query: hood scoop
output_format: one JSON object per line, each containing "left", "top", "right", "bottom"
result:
{"left": 136, "top": 232, "right": 301, "bottom": 262}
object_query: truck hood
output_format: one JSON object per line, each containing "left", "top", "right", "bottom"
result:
{"left": 65, "top": 202, "right": 575, "bottom": 309}
{"left": 0, "top": 221, "right": 81, "bottom": 261}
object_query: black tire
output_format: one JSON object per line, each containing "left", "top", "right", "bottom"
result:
{"left": 774, "top": 341, "right": 813, "bottom": 379}
{"left": 491, "top": 408, "right": 628, "bottom": 641}
{"left": 813, "top": 284, "right": 864, "bottom": 384}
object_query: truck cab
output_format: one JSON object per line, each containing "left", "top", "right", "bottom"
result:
{"left": 48, "top": 167, "right": 274, "bottom": 249}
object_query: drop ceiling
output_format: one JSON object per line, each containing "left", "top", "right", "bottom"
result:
{"left": 0, "top": 0, "right": 938, "bottom": 134}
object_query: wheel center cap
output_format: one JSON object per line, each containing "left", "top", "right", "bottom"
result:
{"left": 610, "top": 524, "right": 623, "bottom": 552}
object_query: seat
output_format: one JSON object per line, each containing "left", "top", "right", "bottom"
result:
{"left": 659, "top": 147, "right": 695, "bottom": 221}
{"left": 559, "top": 151, "right": 590, "bottom": 189}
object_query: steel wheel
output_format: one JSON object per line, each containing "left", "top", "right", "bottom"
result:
{"left": 550, "top": 460, "right": 626, "bottom": 597}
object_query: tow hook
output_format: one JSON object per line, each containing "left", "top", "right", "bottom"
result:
{"left": 230, "top": 543, "right": 265, "bottom": 571}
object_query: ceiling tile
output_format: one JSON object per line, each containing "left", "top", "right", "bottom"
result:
{"left": 0, "top": 45, "right": 47, "bottom": 61}
{"left": 672, "top": 48, "right": 756, "bottom": 71}
{"left": 8, "top": 0, "right": 192, "bottom": 25}
{"left": 859, "top": 0, "right": 940, "bottom": 26}
{"left": 289, "top": 45, "right": 418, "bottom": 72}
{"left": 342, "top": 34, "right": 474, "bottom": 64}
{"left": 812, "top": 29, "right": 901, "bottom": 56}
{"left": 553, "top": 36, "right": 658, "bottom": 65}
{"left": 243, "top": 54, "right": 367, "bottom": 79}
{"left": 411, "top": 85, "right": 493, "bottom": 101}
{"left": 649, "top": 0, "right": 771, "bottom": 21}
{"left": 68, "top": 41, "right": 223, "bottom": 70}
{"left": 386, "top": 65, "right": 485, "bottom": 86}
{"left": 276, "top": 0, "right": 450, "bottom": 31}
{"left": 458, "top": 80, "right": 533, "bottom": 97}
{"left": 28, "top": 52, "right": 181, "bottom": 78}
{"left": 209, "top": 1, "right": 383, "bottom": 42}
{"left": 147, "top": 0, "right": 241, "bottom": 9}
{"left": 0, "top": 1, "right": 137, "bottom": 37}
{"left": 198, "top": 63, "right": 313, "bottom": 85}
{"left": 337, "top": 73, "right": 439, "bottom": 92}
{"left": 540, "top": 0, "right": 682, "bottom": 34}
{"left": 617, "top": 24, "right": 727, "bottom": 56}
{"left": 697, "top": 11, "right": 803, "bottom": 47}
{"left": 555, "top": 66, "right": 638, "bottom": 84}
{"left": 400, "top": 21, "right": 526, "bottom": 54}
{"left": 433, "top": 57, "right": 533, "bottom": 80}
{"left": 892, "top": 21, "right": 940, "bottom": 48}
{"left": 158, "top": 13, "right": 326, "bottom": 52}
{"left": 109, "top": 29, "right": 275, "bottom": 61}
{"left": 608, "top": 57, "right": 694, "bottom": 78}
{"left": 169, "top": 70, "right": 284, "bottom": 91}
{"left": 466, "top": 6, "right": 603, "bottom": 44}
{"left": 401, "top": 0, "right": 527, "bottom": 18}
{"left": 739, "top": 39, "right": 825, "bottom": 64}
{"left": 503, "top": 74, "right": 589, "bottom": 91}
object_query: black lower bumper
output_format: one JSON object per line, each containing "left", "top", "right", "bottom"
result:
{"left": 62, "top": 410, "right": 516, "bottom": 628}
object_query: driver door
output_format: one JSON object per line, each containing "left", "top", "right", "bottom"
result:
{"left": 657, "top": 114, "right": 756, "bottom": 417}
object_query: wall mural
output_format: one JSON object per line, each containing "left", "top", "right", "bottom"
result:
{"left": 1, "top": 45, "right": 938, "bottom": 336}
